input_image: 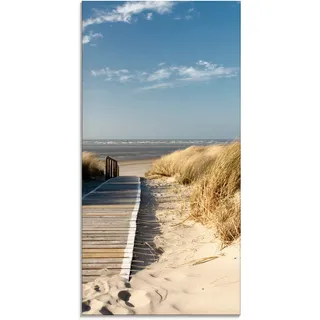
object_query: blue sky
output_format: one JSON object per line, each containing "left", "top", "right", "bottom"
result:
{"left": 82, "top": 1, "right": 240, "bottom": 139}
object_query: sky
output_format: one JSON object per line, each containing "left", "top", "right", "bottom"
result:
{"left": 82, "top": 1, "right": 240, "bottom": 139}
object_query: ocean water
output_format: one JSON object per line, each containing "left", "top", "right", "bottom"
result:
{"left": 82, "top": 139, "right": 233, "bottom": 161}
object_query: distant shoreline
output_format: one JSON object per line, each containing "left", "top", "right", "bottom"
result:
{"left": 82, "top": 139, "right": 237, "bottom": 163}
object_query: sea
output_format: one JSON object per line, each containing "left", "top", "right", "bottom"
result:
{"left": 82, "top": 139, "right": 234, "bottom": 162}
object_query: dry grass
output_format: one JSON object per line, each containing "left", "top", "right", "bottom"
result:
{"left": 146, "top": 142, "right": 241, "bottom": 244}
{"left": 82, "top": 152, "right": 104, "bottom": 180}
{"left": 190, "top": 142, "right": 240, "bottom": 243}
{"left": 146, "top": 145, "right": 223, "bottom": 184}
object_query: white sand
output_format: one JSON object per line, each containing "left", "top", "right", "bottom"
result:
{"left": 119, "top": 159, "right": 154, "bottom": 178}
{"left": 82, "top": 161, "right": 240, "bottom": 315}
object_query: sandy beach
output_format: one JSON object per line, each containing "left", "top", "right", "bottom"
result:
{"left": 118, "top": 159, "right": 155, "bottom": 178}
{"left": 82, "top": 160, "right": 240, "bottom": 315}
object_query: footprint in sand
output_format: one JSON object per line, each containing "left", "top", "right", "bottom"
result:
{"left": 99, "top": 306, "right": 113, "bottom": 315}
{"left": 82, "top": 301, "right": 91, "bottom": 313}
{"left": 123, "top": 290, "right": 151, "bottom": 308}
{"left": 118, "top": 290, "right": 131, "bottom": 302}
{"left": 117, "top": 290, "right": 135, "bottom": 307}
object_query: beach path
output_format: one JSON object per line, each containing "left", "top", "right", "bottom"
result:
{"left": 82, "top": 176, "right": 141, "bottom": 284}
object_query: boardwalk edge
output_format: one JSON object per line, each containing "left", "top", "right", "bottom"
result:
{"left": 120, "top": 177, "right": 141, "bottom": 281}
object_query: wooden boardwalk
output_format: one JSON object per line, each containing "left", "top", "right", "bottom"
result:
{"left": 82, "top": 176, "right": 141, "bottom": 284}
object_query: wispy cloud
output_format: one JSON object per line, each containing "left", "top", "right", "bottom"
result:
{"left": 146, "top": 12, "right": 153, "bottom": 20}
{"left": 173, "top": 15, "right": 193, "bottom": 21}
{"left": 176, "top": 60, "right": 236, "bottom": 81}
{"left": 83, "top": 1, "right": 175, "bottom": 30}
{"left": 146, "top": 68, "right": 172, "bottom": 82}
{"left": 91, "top": 60, "right": 238, "bottom": 90}
{"left": 136, "top": 82, "right": 174, "bottom": 92}
{"left": 91, "top": 68, "right": 129, "bottom": 80}
{"left": 119, "top": 75, "right": 134, "bottom": 83}
{"left": 82, "top": 32, "right": 103, "bottom": 44}
{"left": 173, "top": 6, "right": 198, "bottom": 21}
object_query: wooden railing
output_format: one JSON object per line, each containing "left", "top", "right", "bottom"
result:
{"left": 105, "top": 156, "right": 119, "bottom": 180}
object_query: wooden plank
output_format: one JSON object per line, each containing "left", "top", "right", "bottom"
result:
{"left": 82, "top": 263, "right": 124, "bottom": 269}
{"left": 82, "top": 252, "right": 130, "bottom": 258}
{"left": 82, "top": 237, "right": 130, "bottom": 240}
{"left": 82, "top": 258, "right": 130, "bottom": 263}
{"left": 82, "top": 229, "right": 135, "bottom": 232}
{"left": 82, "top": 213, "right": 133, "bottom": 217}
{"left": 82, "top": 235, "right": 131, "bottom": 238}
{"left": 82, "top": 225, "right": 134, "bottom": 228}
{"left": 82, "top": 240, "right": 134, "bottom": 245}
{"left": 83, "top": 248, "right": 127, "bottom": 253}
{"left": 82, "top": 226, "right": 134, "bottom": 229}
{"left": 82, "top": 244, "right": 132, "bottom": 249}
{"left": 83, "top": 204, "right": 135, "bottom": 209}
{"left": 82, "top": 175, "right": 141, "bottom": 283}
{"left": 82, "top": 232, "right": 134, "bottom": 235}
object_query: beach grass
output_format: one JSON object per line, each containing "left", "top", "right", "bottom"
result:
{"left": 82, "top": 151, "right": 104, "bottom": 180}
{"left": 146, "top": 145, "right": 223, "bottom": 184}
{"left": 146, "top": 142, "right": 241, "bottom": 244}
{"left": 190, "top": 142, "right": 240, "bottom": 243}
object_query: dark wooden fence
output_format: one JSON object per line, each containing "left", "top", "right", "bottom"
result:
{"left": 105, "top": 156, "right": 119, "bottom": 180}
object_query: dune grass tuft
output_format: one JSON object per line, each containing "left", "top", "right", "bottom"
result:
{"left": 190, "top": 142, "right": 240, "bottom": 243}
{"left": 146, "top": 145, "right": 223, "bottom": 184}
{"left": 146, "top": 141, "right": 241, "bottom": 244}
{"left": 82, "top": 152, "right": 104, "bottom": 180}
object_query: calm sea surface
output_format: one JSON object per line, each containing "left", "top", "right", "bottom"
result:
{"left": 82, "top": 139, "right": 233, "bottom": 161}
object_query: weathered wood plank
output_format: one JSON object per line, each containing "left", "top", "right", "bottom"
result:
{"left": 82, "top": 258, "right": 131, "bottom": 263}
{"left": 82, "top": 236, "right": 131, "bottom": 240}
{"left": 82, "top": 263, "right": 125, "bottom": 269}
{"left": 82, "top": 204, "right": 135, "bottom": 209}
{"left": 83, "top": 248, "right": 128, "bottom": 253}
{"left": 82, "top": 240, "right": 134, "bottom": 244}
{"left": 82, "top": 245, "right": 134, "bottom": 249}
{"left": 82, "top": 176, "right": 140, "bottom": 283}
{"left": 82, "top": 252, "right": 130, "bottom": 258}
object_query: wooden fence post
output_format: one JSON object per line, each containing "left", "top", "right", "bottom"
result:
{"left": 113, "top": 161, "right": 117, "bottom": 177}
{"left": 105, "top": 157, "right": 110, "bottom": 180}
{"left": 105, "top": 156, "right": 119, "bottom": 180}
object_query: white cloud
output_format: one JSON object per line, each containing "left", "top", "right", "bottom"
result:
{"left": 91, "top": 68, "right": 129, "bottom": 79}
{"left": 146, "top": 12, "right": 153, "bottom": 20}
{"left": 83, "top": 1, "right": 175, "bottom": 29}
{"left": 91, "top": 60, "right": 238, "bottom": 89}
{"left": 137, "top": 82, "right": 174, "bottom": 91}
{"left": 176, "top": 61, "right": 236, "bottom": 81}
{"left": 82, "top": 32, "right": 103, "bottom": 44}
{"left": 146, "top": 68, "right": 172, "bottom": 82}
{"left": 173, "top": 14, "right": 194, "bottom": 21}
{"left": 119, "top": 75, "right": 134, "bottom": 83}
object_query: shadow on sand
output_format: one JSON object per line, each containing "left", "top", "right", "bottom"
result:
{"left": 129, "top": 177, "right": 163, "bottom": 278}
